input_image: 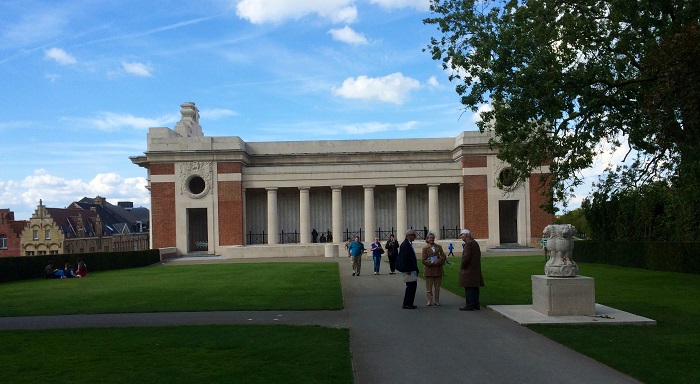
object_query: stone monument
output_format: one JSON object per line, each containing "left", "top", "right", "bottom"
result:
{"left": 532, "top": 224, "right": 595, "bottom": 316}
{"left": 543, "top": 224, "right": 579, "bottom": 277}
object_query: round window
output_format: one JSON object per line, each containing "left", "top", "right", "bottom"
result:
{"left": 188, "top": 176, "right": 206, "bottom": 195}
{"left": 498, "top": 168, "right": 517, "bottom": 188}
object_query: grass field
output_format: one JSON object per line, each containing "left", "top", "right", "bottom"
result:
{"left": 441, "top": 255, "right": 700, "bottom": 384}
{"left": 0, "top": 262, "right": 350, "bottom": 384}
{"left": 0, "top": 262, "right": 343, "bottom": 316}
{"left": 0, "top": 324, "right": 353, "bottom": 384}
{"left": 3, "top": 257, "right": 699, "bottom": 383}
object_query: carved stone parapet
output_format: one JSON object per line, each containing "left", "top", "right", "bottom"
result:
{"left": 543, "top": 224, "right": 578, "bottom": 277}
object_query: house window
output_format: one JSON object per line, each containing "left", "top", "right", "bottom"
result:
{"left": 0, "top": 235, "right": 7, "bottom": 249}
{"left": 49, "top": 250, "right": 58, "bottom": 255}
{"left": 26, "top": 251, "right": 34, "bottom": 256}
{"left": 38, "top": 251, "right": 46, "bottom": 255}
{"left": 33, "top": 230, "right": 38, "bottom": 240}
{"left": 45, "top": 229, "right": 51, "bottom": 240}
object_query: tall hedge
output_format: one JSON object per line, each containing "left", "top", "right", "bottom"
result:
{"left": 0, "top": 249, "right": 161, "bottom": 284}
{"left": 574, "top": 241, "right": 700, "bottom": 274}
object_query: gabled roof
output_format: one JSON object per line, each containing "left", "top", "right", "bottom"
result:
{"left": 45, "top": 208, "right": 98, "bottom": 237}
{"left": 73, "top": 197, "right": 148, "bottom": 233}
{"left": 8, "top": 220, "right": 28, "bottom": 237}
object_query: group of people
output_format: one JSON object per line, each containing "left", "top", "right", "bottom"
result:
{"left": 311, "top": 229, "right": 333, "bottom": 243}
{"left": 397, "top": 228, "right": 484, "bottom": 310}
{"left": 344, "top": 229, "right": 484, "bottom": 311}
{"left": 44, "top": 259, "right": 88, "bottom": 279}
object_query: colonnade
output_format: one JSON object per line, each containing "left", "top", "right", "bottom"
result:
{"left": 264, "top": 184, "right": 449, "bottom": 244}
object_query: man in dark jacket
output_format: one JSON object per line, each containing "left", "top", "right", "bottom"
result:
{"left": 458, "top": 229, "right": 485, "bottom": 310}
{"left": 396, "top": 229, "right": 419, "bottom": 309}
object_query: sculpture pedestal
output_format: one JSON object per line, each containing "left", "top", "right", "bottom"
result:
{"left": 532, "top": 275, "right": 595, "bottom": 316}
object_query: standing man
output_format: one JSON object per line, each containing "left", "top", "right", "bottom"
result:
{"left": 396, "top": 229, "right": 419, "bottom": 309}
{"left": 347, "top": 236, "right": 365, "bottom": 276}
{"left": 458, "top": 229, "right": 484, "bottom": 311}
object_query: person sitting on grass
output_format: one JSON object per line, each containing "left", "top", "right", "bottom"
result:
{"left": 76, "top": 258, "right": 88, "bottom": 277}
{"left": 44, "top": 261, "right": 60, "bottom": 279}
{"left": 61, "top": 263, "right": 78, "bottom": 278}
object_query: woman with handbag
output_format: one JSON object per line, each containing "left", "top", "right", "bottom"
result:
{"left": 370, "top": 237, "right": 384, "bottom": 275}
{"left": 421, "top": 231, "right": 446, "bottom": 306}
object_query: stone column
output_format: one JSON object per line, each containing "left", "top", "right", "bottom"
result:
{"left": 428, "top": 183, "right": 440, "bottom": 239}
{"left": 396, "top": 185, "right": 407, "bottom": 238}
{"left": 299, "top": 187, "right": 311, "bottom": 244}
{"left": 242, "top": 188, "right": 247, "bottom": 244}
{"left": 364, "top": 185, "right": 375, "bottom": 242}
{"left": 266, "top": 188, "right": 278, "bottom": 245}
{"left": 459, "top": 182, "right": 464, "bottom": 229}
{"left": 331, "top": 186, "right": 343, "bottom": 244}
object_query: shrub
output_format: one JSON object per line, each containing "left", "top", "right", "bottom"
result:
{"left": 0, "top": 250, "right": 161, "bottom": 284}
{"left": 574, "top": 241, "right": 700, "bottom": 274}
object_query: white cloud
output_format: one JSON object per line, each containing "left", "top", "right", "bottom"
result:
{"left": 3, "top": 11, "right": 69, "bottom": 47}
{"left": 332, "top": 72, "right": 421, "bottom": 104}
{"left": 64, "top": 112, "right": 178, "bottom": 132}
{"left": 122, "top": 61, "right": 152, "bottom": 77}
{"left": 470, "top": 103, "right": 493, "bottom": 123}
{"left": 427, "top": 76, "right": 440, "bottom": 88}
{"left": 2, "top": 169, "right": 149, "bottom": 220}
{"left": 341, "top": 121, "right": 419, "bottom": 134}
{"left": 200, "top": 108, "right": 238, "bottom": 120}
{"left": 44, "top": 47, "right": 76, "bottom": 65}
{"left": 329, "top": 26, "right": 368, "bottom": 45}
{"left": 369, "top": 0, "right": 430, "bottom": 10}
{"left": 235, "top": 0, "right": 357, "bottom": 24}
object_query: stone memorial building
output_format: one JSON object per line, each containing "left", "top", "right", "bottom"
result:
{"left": 131, "top": 102, "right": 553, "bottom": 258}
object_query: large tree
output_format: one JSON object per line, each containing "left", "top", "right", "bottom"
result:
{"left": 425, "top": 0, "right": 700, "bottom": 212}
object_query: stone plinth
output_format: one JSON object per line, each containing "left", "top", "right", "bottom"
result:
{"left": 532, "top": 275, "right": 595, "bottom": 316}
{"left": 325, "top": 243, "right": 340, "bottom": 258}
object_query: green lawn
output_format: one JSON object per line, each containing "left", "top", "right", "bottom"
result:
{"left": 0, "top": 262, "right": 351, "bottom": 384}
{"left": 440, "top": 255, "right": 700, "bottom": 384}
{"left": 0, "top": 263, "right": 343, "bottom": 316}
{"left": 0, "top": 325, "right": 353, "bottom": 384}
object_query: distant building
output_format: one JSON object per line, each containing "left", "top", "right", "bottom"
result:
{"left": 19, "top": 197, "right": 150, "bottom": 256}
{"left": 131, "top": 102, "right": 553, "bottom": 258}
{"left": 0, "top": 209, "right": 28, "bottom": 257}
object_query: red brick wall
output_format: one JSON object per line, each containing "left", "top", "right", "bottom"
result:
{"left": 218, "top": 162, "right": 242, "bottom": 174}
{"left": 0, "top": 224, "right": 24, "bottom": 257}
{"left": 151, "top": 182, "right": 176, "bottom": 249}
{"left": 463, "top": 175, "right": 489, "bottom": 239}
{"left": 529, "top": 173, "right": 554, "bottom": 241}
{"left": 150, "top": 163, "right": 175, "bottom": 175}
{"left": 218, "top": 180, "right": 244, "bottom": 245}
{"left": 462, "top": 156, "right": 487, "bottom": 168}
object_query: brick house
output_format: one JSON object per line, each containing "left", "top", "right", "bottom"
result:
{"left": 0, "top": 209, "right": 28, "bottom": 257}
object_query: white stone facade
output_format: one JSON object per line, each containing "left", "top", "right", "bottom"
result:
{"left": 131, "top": 102, "right": 553, "bottom": 257}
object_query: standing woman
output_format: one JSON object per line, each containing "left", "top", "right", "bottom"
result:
{"left": 421, "top": 231, "right": 446, "bottom": 306}
{"left": 370, "top": 237, "right": 384, "bottom": 275}
{"left": 385, "top": 234, "right": 400, "bottom": 274}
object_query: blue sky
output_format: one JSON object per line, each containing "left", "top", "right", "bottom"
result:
{"left": 0, "top": 0, "right": 611, "bottom": 220}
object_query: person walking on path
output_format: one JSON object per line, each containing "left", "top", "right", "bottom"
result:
{"left": 458, "top": 229, "right": 484, "bottom": 311}
{"left": 421, "top": 231, "right": 446, "bottom": 306}
{"left": 385, "top": 234, "right": 400, "bottom": 274}
{"left": 347, "top": 236, "right": 365, "bottom": 276}
{"left": 396, "top": 229, "right": 419, "bottom": 309}
{"left": 370, "top": 237, "right": 384, "bottom": 275}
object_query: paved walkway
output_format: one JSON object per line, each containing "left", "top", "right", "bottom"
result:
{"left": 0, "top": 256, "right": 641, "bottom": 384}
